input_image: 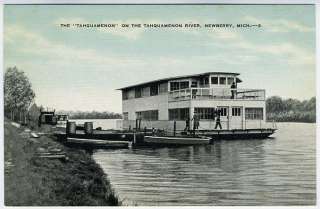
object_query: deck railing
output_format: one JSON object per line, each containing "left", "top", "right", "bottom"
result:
{"left": 117, "top": 119, "right": 276, "bottom": 131}
{"left": 168, "top": 88, "right": 265, "bottom": 102}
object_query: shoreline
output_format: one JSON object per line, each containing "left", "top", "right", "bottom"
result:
{"left": 4, "top": 118, "right": 120, "bottom": 206}
{"left": 266, "top": 120, "right": 316, "bottom": 124}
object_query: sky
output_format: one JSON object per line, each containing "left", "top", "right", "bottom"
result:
{"left": 4, "top": 4, "right": 316, "bottom": 113}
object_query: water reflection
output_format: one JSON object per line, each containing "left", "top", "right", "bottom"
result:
{"left": 93, "top": 123, "right": 316, "bottom": 206}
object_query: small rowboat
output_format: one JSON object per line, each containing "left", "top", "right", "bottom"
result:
{"left": 143, "top": 135, "right": 211, "bottom": 145}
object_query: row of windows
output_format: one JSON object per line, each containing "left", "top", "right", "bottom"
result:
{"left": 123, "top": 107, "right": 263, "bottom": 120}
{"left": 170, "top": 81, "right": 189, "bottom": 91}
{"left": 193, "top": 107, "right": 235, "bottom": 118}
{"left": 169, "top": 107, "right": 253, "bottom": 120}
{"left": 122, "top": 83, "right": 168, "bottom": 100}
{"left": 211, "top": 77, "right": 235, "bottom": 85}
{"left": 169, "top": 108, "right": 189, "bottom": 120}
{"left": 123, "top": 77, "right": 237, "bottom": 100}
{"left": 170, "top": 77, "right": 236, "bottom": 89}
{"left": 194, "top": 108, "right": 215, "bottom": 119}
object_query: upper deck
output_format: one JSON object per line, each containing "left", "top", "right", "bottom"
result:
{"left": 119, "top": 72, "right": 266, "bottom": 102}
{"left": 168, "top": 87, "right": 265, "bottom": 102}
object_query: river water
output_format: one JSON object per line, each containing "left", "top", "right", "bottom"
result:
{"left": 92, "top": 122, "right": 316, "bottom": 206}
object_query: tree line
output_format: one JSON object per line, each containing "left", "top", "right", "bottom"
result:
{"left": 266, "top": 96, "right": 316, "bottom": 123}
{"left": 57, "top": 110, "right": 122, "bottom": 119}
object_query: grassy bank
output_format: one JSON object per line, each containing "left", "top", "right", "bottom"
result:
{"left": 4, "top": 118, "right": 120, "bottom": 206}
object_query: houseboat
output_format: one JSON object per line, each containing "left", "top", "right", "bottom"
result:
{"left": 117, "top": 72, "right": 276, "bottom": 139}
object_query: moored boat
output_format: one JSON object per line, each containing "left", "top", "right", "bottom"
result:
{"left": 66, "top": 137, "right": 130, "bottom": 149}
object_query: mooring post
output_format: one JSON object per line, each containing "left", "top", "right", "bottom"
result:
{"left": 260, "top": 120, "right": 262, "bottom": 129}
{"left": 133, "top": 131, "right": 136, "bottom": 144}
{"left": 135, "top": 119, "right": 138, "bottom": 131}
{"left": 139, "top": 119, "right": 142, "bottom": 131}
{"left": 129, "top": 125, "right": 131, "bottom": 132}
{"left": 66, "top": 120, "right": 69, "bottom": 137}
{"left": 144, "top": 126, "right": 147, "bottom": 135}
{"left": 173, "top": 120, "right": 176, "bottom": 136}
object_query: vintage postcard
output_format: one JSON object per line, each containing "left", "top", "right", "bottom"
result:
{"left": 3, "top": 2, "right": 317, "bottom": 207}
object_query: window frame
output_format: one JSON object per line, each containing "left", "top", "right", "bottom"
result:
{"left": 135, "top": 88, "right": 142, "bottom": 98}
{"left": 219, "top": 77, "right": 226, "bottom": 85}
{"left": 245, "top": 108, "right": 263, "bottom": 120}
{"left": 136, "top": 110, "right": 159, "bottom": 121}
{"left": 232, "top": 107, "right": 242, "bottom": 116}
{"left": 194, "top": 108, "right": 215, "bottom": 120}
{"left": 122, "top": 90, "right": 128, "bottom": 100}
{"left": 170, "top": 82, "right": 180, "bottom": 91}
{"left": 123, "top": 112, "right": 129, "bottom": 120}
{"left": 211, "top": 77, "right": 218, "bottom": 85}
{"left": 217, "top": 106, "right": 228, "bottom": 117}
{"left": 168, "top": 108, "right": 190, "bottom": 121}
{"left": 227, "top": 77, "right": 235, "bottom": 85}
{"left": 150, "top": 84, "right": 159, "bottom": 96}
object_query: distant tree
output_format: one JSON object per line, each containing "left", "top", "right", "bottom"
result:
{"left": 4, "top": 67, "right": 35, "bottom": 120}
{"left": 56, "top": 110, "right": 122, "bottom": 119}
{"left": 266, "top": 96, "right": 316, "bottom": 123}
{"left": 266, "top": 96, "right": 286, "bottom": 113}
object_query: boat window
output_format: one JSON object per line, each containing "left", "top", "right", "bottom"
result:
{"left": 169, "top": 108, "right": 189, "bottom": 120}
{"left": 211, "top": 77, "right": 218, "bottom": 85}
{"left": 122, "top": 90, "right": 129, "bottom": 100}
{"left": 142, "top": 87, "right": 150, "bottom": 97}
{"left": 180, "top": 81, "right": 189, "bottom": 89}
{"left": 191, "top": 81, "right": 197, "bottom": 87}
{"left": 200, "top": 77, "right": 209, "bottom": 86}
{"left": 135, "top": 88, "right": 142, "bottom": 98}
{"left": 150, "top": 84, "right": 159, "bottom": 96}
{"left": 194, "top": 108, "right": 215, "bottom": 119}
{"left": 159, "top": 82, "right": 168, "bottom": 94}
{"left": 123, "top": 112, "right": 128, "bottom": 120}
{"left": 245, "top": 108, "right": 263, "bottom": 120}
{"left": 217, "top": 107, "right": 228, "bottom": 116}
{"left": 170, "top": 82, "right": 180, "bottom": 91}
{"left": 232, "top": 107, "right": 241, "bottom": 116}
{"left": 136, "top": 110, "right": 158, "bottom": 121}
{"left": 219, "top": 77, "right": 226, "bottom": 85}
{"left": 227, "top": 77, "right": 235, "bottom": 85}
{"left": 170, "top": 81, "right": 190, "bottom": 91}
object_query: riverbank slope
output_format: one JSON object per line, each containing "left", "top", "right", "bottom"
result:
{"left": 4, "top": 118, "right": 120, "bottom": 206}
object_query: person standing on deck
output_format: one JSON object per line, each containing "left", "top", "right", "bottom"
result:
{"left": 184, "top": 117, "right": 190, "bottom": 132}
{"left": 231, "top": 81, "right": 237, "bottom": 99}
{"left": 215, "top": 110, "right": 222, "bottom": 129}
{"left": 192, "top": 111, "right": 200, "bottom": 132}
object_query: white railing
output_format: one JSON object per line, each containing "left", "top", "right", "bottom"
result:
{"left": 168, "top": 88, "right": 265, "bottom": 102}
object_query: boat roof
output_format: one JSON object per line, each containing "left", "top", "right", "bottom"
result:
{"left": 117, "top": 72, "right": 241, "bottom": 90}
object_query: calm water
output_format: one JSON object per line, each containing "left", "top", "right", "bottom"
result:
{"left": 93, "top": 122, "right": 316, "bottom": 206}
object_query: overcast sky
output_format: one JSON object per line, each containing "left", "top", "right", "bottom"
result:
{"left": 4, "top": 4, "right": 315, "bottom": 113}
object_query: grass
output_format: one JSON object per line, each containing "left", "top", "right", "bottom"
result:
{"left": 4, "top": 118, "right": 120, "bottom": 206}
